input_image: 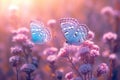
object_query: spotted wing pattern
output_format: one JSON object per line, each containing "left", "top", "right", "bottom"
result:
{"left": 60, "top": 18, "right": 89, "bottom": 45}
{"left": 30, "top": 20, "right": 51, "bottom": 44}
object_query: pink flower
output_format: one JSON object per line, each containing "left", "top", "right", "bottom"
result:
{"left": 65, "top": 72, "right": 73, "bottom": 80}
{"left": 17, "top": 27, "right": 29, "bottom": 35}
{"left": 47, "top": 55, "right": 57, "bottom": 63}
{"left": 109, "top": 53, "right": 117, "bottom": 60}
{"left": 102, "top": 32, "right": 117, "bottom": 43}
{"left": 101, "top": 6, "right": 114, "bottom": 16}
{"left": 12, "top": 34, "right": 28, "bottom": 43}
{"left": 88, "top": 31, "right": 95, "bottom": 40}
{"left": 43, "top": 47, "right": 58, "bottom": 56}
{"left": 97, "top": 63, "right": 109, "bottom": 77}
{"left": 90, "top": 50, "right": 100, "bottom": 57}
{"left": 82, "top": 40, "right": 94, "bottom": 48}
{"left": 91, "top": 44, "right": 100, "bottom": 51}
{"left": 10, "top": 46, "right": 23, "bottom": 55}
{"left": 57, "top": 47, "right": 68, "bottom": 57}
{"left": 102, "top": 50, "right": 110, "bottom": 57}
{"left": 47, "top": 19, "right": 57, "bottom": 27}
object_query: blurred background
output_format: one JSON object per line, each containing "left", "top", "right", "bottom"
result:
{"left": 0, "top": 0, "right": 120, "bottom": 80}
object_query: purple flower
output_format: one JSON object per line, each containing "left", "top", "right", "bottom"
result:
{"left": 77, "top": 46, "right": 90, "bottom": 56}
{"left": 74, "top": 77, "right": 82, "bottom": 80}
{"left": 97, "top": 63, "right": 109, "bottom": 77}
{"left": 22, "top": 40, "right": 34, "bottom": 49}
{"left": 10, "top": 46, "right": 23, "bottom": 55}
{"left": 65, "top": 72, "right": 73, "bottom": 80}
{"left": 56, "top": 70, "right": 63, "bottom": 80}
{"left": 9, "top": 56, "right": 21, "bottom": 67}
{"left": 32, "top": 57, "right": 39, "bottom": 68}
{"left": 90, "top": 77, "right": 97, "bottom": 80}
{"left": 102, "top": 32, "right": 117, "bottom": 43}
{"left": 78, "top": 64, "right": 92, "bottom": 75}
{"left": 12, "top": 34, "right": 28, "bottom": 43}
{"left": 43, "top": 47, "right": 58, "bottom": 56}
{"left": 20, "top": 63, "right": 36, "bottom": 74}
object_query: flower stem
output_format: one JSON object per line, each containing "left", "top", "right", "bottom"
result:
{"left": 16, "top": 67, "right": 19, "bottom": 80}
{"left": 27, "top": 73, "right": 31, "bottom": 80}
{"left": 67, "top": 56, "right": 83, "bottom": 79}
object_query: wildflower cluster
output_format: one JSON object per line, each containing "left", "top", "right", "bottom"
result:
{"left": 9, "top": 27, "right": 38, "bottom": 80}
{"left": 8, "top": 19, "right": 112, "bottom": 80}
{"left": 56, "top": 31, "right": 109, "bottom": 80}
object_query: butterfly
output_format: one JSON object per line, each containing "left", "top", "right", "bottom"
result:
{"left": 60, "top": 18, "right": 89, "bottom": 45}
{"left": 30, "top": 20, "right": 51, "bottom": 44}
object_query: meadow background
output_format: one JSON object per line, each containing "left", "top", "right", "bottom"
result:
{"left": 0, "top": 0, "right": 120, "bottom": 80}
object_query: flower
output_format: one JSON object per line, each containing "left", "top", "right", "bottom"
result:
{"left": 22, "top": 40, "right": 34, "bottom": 49}
{"left": 57, "top": 47, "right": 69, "bottom": 58}
{"left": 88, "top": 31, "right": 95, "bottom": 40}
{"left": 101, "top": 6, "right": 114, "bottom": 16}
{"left": 10, "top": 46, "right": 23, "bottom": 55}
{"left": 32, "top": 57, "right": 39, "bottom": 68}
{"left": 77, "top": 46, "right": 90, "bottom": 56}
{"left": 90, "top": 77, "right": 97, "bottom": 80}
{"left": 109, "top": 53, "right": 117, "bottom": 60}
{"left": 74, "top": 77, "right": 82, "bottom": 80}
{"left": 9, "top": 56, "right": 21, "bottom": 67}
{"left": 102, "top": 50, "right": 110, "bottom": 57}
{"left": 78, "top": 64, "right": 92, "bottom": 75}
{"left": 90, "top": 50, "right": 100, "bottom": 57}
{"left": 17, "top": 27, "right": 29, "bottom": 35}
{"left": 63, "top": 43, "right": 78, "bottom": 54}
{"left": 12, "top": 34, "right": 28, "bottom": 43}
{"left": 82, "top": 40, "right": 94, "bottom": 48}
{"left": 47, "top": 55, "right": 57, "bottom": 63}
{"left": 47, "top": 19, "right": 57, "bottom": 27}
{"left": 43, "top": 47, "right": 58, "bottom": 56}
{"left": 102, "top": 32, "right": 117, "bottom": 43}
{"left": 91, "top": 44, "right": 100, "bottom": 51}
{"left": 97, "top": 63, "right": 109, "bottom": 77}
{"left": 56, "top": 70, "right": 63, "bottom": 80}
{"left": 65, "top": 72, "right": 73, "bottom": 80}
{"left": 20, "top": 63, "right": 36, "bottom": 74}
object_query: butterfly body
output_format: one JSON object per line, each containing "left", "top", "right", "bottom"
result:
{"left": 30, "top": 20, "right": 51, "bottom": 44}
{"left": 60, "top": 18, "right": 89, "bottom": 45}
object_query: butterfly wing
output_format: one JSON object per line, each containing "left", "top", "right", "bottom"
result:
{"left": 30, "top": 21, "right": 51, "bottom": 44}
{"left": 60, "top": 18, "right": 79, "bottom": 44}
{"left": 74, "top": 24, "right": 89, "bottom": 44}
{"left": 60, "top": 18, "right": 89, "bottom": 45}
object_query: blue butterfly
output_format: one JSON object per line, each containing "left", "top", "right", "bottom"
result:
{"left": 30, "top": 20, "right": 51, "bottom": 44}
{"left": 60, "top": 18, "right": 89, "bottom": 45}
